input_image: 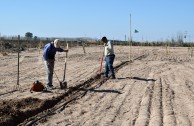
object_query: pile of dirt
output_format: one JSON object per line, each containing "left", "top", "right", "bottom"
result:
{"left": 0, "top": 97, "right": 49, "bottom": 126}
{"left": 0, "top": 52, "right": 8, "bottom": 56}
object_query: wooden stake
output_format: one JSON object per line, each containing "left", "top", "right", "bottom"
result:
{"left": 67, "top": 43, "right": 69, "bottom": 50}
{"left": 17, "top": 35, "right": 20, "bottom": 86}
{"left": 82, "top": 41, "right": 86, "bottom": 54}
{"left": 129, "top": 14, "right": 132, "bottom": 79}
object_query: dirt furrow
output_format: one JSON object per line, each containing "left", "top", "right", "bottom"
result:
{"left": 98, "top": 81, "right": 135, "bottom": 125}
{"left": 115, "top": 82, "right": 148, "bottom": 126}
{"left": 134, "top": 74, "right": 155, "bottom": 126}
{"left": 148, "top": 77, "right": 163, "bottom": 126}
{"left": 77, "top": 79, "right": 129, "bottom": 125}
{"left": 161, "top": 77, "right": 176, "bottom": 126}
{"left": 167, "top": 69, "right": 194, "bottom": 125}
{"left": 113, "top": 56, "right": 155, "bottom": 126}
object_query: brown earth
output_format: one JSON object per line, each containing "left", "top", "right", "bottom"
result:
{"left": 1, "top": 45, "right": 194, "bottom": 126}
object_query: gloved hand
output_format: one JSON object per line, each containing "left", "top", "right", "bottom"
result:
{"left": 46, "top": 60, "right": 54, "bottom": 65}
{"left": 46, "top": 60, "right": 50, "bottom": 65}
{"left": 64, "top": 49, "right": 69, "bottom": 52}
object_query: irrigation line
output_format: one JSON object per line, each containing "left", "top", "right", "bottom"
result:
{"left": 0, "top": 90, "right": 18, "bottom": 96}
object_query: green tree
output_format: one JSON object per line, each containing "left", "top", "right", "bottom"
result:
{"left": 25, "top": 32, "right": 33, "bottom": 49}
{"left": 25, "top": 32, "right": 33, "bottom": 39}
{"left": 34, "top": 36, "right": 38, "bottom": 41}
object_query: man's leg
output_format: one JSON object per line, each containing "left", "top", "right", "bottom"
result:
{"left": 108, "top": 55, "right": 115, "bottom": 79}
{"left": 104, "top": 57, "right": 109, "bottom": 77}
{"left": 44, "top": 60, "right": 54, "bottom": 87}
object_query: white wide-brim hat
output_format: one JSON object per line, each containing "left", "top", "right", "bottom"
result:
{"left": 54, "top": 39, "right": 60, "bottom": 48}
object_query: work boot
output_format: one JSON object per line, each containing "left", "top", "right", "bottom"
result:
{"left": 111, "top": 74, "right": 116, "bottom": 79}
{"left": 103, "top": 74, "right": 108, "bottom": 78}
{"left": 46, "top": 85, "right": 54, "bottom": 90}
{"left": 103, "top": 75, "right": 108, "bottom": 79}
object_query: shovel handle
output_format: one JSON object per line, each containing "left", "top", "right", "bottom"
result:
{"left": 63, "top": 51, "right": 68, "bottom": 81}
{"left": 62, "top": 43, "right": 69, "bottom": 82}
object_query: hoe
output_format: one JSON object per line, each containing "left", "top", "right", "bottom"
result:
{"left": 97, "top": 48, "right": 104, "bottom": 78}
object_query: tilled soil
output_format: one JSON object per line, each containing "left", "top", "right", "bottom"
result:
{"left": 1, "top": 46, "right": 194, "bottom": 126}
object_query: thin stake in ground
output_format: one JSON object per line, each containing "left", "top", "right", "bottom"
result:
{"left": 82, "top": 41, "right": 86, "bottom": 54}
{"left": 129, "top": 14, "right": 132, "bottom": 79}
{"left": 15, "top": 35, "right": 21, "bottom": 91}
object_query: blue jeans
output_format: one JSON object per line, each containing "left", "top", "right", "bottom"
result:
{"left": 44, "top": 60, "right": 54, "bottom": 87}
{"left": 104, "top": 54, "right": 115, "bottom": 77}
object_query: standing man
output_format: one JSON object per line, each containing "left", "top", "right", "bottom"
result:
{"left": 43, "top": 39, "right": 68, "bottom": 90}
{"left": 101, "top": 36, "right": 116, "bottom": 79}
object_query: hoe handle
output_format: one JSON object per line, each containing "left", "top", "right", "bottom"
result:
{"left": 98, "top": 47, "right": 104, "bottom": 76}
{"left": 98, "top": 55, "right": 104, "bottom": 75}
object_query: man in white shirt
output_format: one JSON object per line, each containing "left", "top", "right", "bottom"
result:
{"left": 101, "top": 36, "right": 116, "bottom": 79}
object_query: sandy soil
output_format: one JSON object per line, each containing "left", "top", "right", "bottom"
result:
{"left": 1, "top": 45, "right": 194, "bottom": 126}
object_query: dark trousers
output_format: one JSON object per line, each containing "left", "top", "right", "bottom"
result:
{"left": 104, "top": 54, "right": 115, "bottom": 77}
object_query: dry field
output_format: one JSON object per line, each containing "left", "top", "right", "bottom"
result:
{"left": 1, "top": 45, "right": 194, "bottom": 126}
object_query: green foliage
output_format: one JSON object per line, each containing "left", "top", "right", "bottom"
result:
{"left": 25, "top": 32, "right": 33, "bottom": 39}
{"left": 34, "top": 36, "right": 38, "bottom": 42}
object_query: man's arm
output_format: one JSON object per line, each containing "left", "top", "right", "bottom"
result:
{"left": 56, "top": 48, "right": 69, "bottom": 52}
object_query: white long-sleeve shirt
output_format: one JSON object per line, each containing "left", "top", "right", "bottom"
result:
{"left": 104, "top": 41, "right": 114, "bottom": 56}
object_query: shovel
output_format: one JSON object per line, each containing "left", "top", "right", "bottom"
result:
{"left": 60, "top": 43, "right": 68, "bottom": 89}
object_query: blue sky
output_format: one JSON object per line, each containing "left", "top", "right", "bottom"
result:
{"left": 0, "top": 0, "right": 194, "bottom": 42}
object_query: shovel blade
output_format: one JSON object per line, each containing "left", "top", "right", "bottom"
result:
{"left": 60, "top": 81, "right": 67, "bottom": 89}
